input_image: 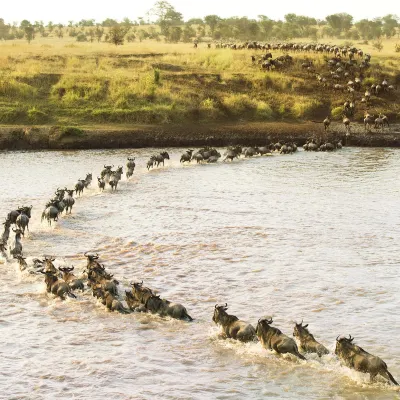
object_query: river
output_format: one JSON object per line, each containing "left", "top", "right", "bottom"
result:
{"left": 0, "top": 147, "right": 399, "bottom": 400}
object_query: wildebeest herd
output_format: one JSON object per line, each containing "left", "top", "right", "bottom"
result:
{"left": 207, "top": 41, "right": 395, "bottom": 135}
{"left": 0, "top": 146, "right": 398, "bottom": 387}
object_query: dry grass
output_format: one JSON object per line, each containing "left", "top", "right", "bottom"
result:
{"left": 0, "top": 37, "right": 399, "bottom": 126}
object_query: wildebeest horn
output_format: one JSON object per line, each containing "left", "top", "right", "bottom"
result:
{"left": 303, "top": 324, "right": 308, "bottom": 328}
{"left": 336, "top": 335, "right": 340, "bottom": 341}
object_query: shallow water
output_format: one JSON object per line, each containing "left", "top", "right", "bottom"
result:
{"left": 0, "top": 147, "right": 399, "bottom": 400}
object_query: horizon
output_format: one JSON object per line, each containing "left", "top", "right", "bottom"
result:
{"left": 1, "top": 0, "right": 398, "bottom": 24}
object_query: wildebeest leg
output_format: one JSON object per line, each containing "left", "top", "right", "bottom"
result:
{"left": 370, "top": 372, "right": 378, "bottom": 383}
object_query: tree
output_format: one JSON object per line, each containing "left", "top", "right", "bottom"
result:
{"left": 182, "top": 24, "right": 195, "bottom": 42}
{"left": 258, "top": 15, "right": 274, "bottom": 38}
{"left": 167, "top": 26, "right": 182, "bottom": 42}
{"left": 0, "top": 18, "right": 10, "bottom": 40}
{"left": 326, "top": 13, "right": 353, "bottom": 34}
{"left": 87, "top": 28, "right": 95, "bottom": 42}
{"left": 55, "top": 25, "right": 63, "bottom": 39}
{"left": 46, "top": 21, "right": 54, "bottom": 32}
{"left": 95, "top": 25, "right": 104, "bottom": 42}
{"left": 186, "top": 18, "right": 204, "bottom": 26}
{"left": 109, "top": 25, "right": 127, "bottom": 45}
{"left": 204, "top": 15, "right": 221, "bottom": 36}
{"left": 102, "top": 18, "right": 118, "bottom": 27}
{"left": 20, "top": 20, "right": 31, "bottom": 29}
{"left": 372, "top": 38, "right": 384, "bottom": 51}
{"left": 381, "top": 15, "right": 398, "bottom": 38}
{"left": 24, "top": 25, "right": 35, "bottom": 43}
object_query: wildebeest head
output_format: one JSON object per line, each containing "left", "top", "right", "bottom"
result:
{"left": 84, "top": 252, "right": 99, "bottom": 262}
{"left": 66, "top": 189, "right": 74, "bottom": 197}
{"left": 293, "top": 320, "right": 309, "bottom": 339}
{"left": 335, "top": 335, "right": 355, "bottom": 357}
{"left": 161, "top": 152, "right": 170, "bottom": 160}
{"left": 212, "top": 303, "right": 228, "bottom": 324}
{"left": 43, "top": 256, "right": 57, "bottom": 273}
{"left": 256, "top": 317, "right": 273, "bottom": 336}
{"left": 12, "top": 228, "right": 23, "bottom": 238}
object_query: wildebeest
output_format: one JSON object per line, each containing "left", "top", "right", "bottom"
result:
{"left": 147, "top": 156, "right": 156, "bottom": 170}
{"left": 16, "top": 206, "right": 32, "bottom": 235}
{"left": 153, "top": 152, "right": 170, "bottom": 167}
{"left": 97, "top": 177, "right": 105, "bottom": 191}
{"left": 41, "top": 202, "right": 60, "bottom": 226}
{"left": 75, "top": 179, "right": 86, "bottom": 196}
{"left": 256, "top": 318, "right": 306, "bottom": 360}
{"left": 180, "top": 150, "right": 193, "bottom": 163}
{"left": 2, "top": 218, "right": 11, "bottom": 244}
{"left": 15, "top": 255, "right": 28, "bottom": 271}
{"left": 126, "top": 157, "right": 136, "bottom": 178}
{"left": 101, "top": 165, "right": 114, "bottom": 184}
{"left": 212, "top": 303, "right": 256, "bottom": 342}
{"left": 10, "top": 228, "right": 23, "bottom": 258}
{"left": 224, "top": 145, "right": 242, "bottom": 161}
{"left": 84, "top": 173, "right": 92, "bottom": 188}
{"left": 59, "top": 266, "right": 85, "bottom": 291}
{"left": 64, "top": 190, "right": 75, "bottom": 214}
{"left": 293, "top": 321, "right": 329, "bottom": 357}
{"left": 144, "top": 293, "right": 193, "bottom": 321}
{"left": 39, "top": 270, "right": 77, "bottom": 300}
{"left": 335, "top": 335, "right": 398, "bottom": 385}
{"left": 93, "top": 288, "right": 130, "bottom": 314}
{"left": 323, "top": 117, "right": 331, "bottom": 132}
{"left": 130, "top": 281, "right": 155, "bottom": 304}
{"left": 42, "top": 256, "right": 57, "bottom": 274}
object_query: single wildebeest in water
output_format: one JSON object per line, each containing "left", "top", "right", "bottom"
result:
{"left": 335, "top": 335, "right": 398, "bottom": 385}
{"left": 293, "top": 321, "right": 329, "bottom": 357}
{"left": 126, "top": 157, "right": 136, "bottom": 178}
{"left": 97, "top": 177, "right": 105, "bottom": 191}
{"left": 144, "top": 293, "right": 193, "bottom": 321}
{"left": 59, "top": 266, "right": 85, "bottom": 291}
{"left": 16, "top": 206, "right": 32, "bottom": 235}
{"left": 256, "top": 318, "right": 306, "bottom": 360}
{"left": 39, "top": 270, "right": 77, "bottom": 300}
{"left": 212, "top": 303, "right": 256, "bottom": 342}
{"left": 10, "top": 228, "right": 23, "bottom": 258}
{"left": 63, "top": 190, "right": 75, "bottom": 214}
{"left": 41, "top": 202, "right": 60, "bottom": 226}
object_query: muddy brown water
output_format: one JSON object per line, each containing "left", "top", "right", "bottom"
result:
{"left": 0, "top": 147, "right": 399, "bottom": 399}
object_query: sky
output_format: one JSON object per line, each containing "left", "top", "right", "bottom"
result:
{"left": 1, "top": 0, "right": 398, "bottom": 24}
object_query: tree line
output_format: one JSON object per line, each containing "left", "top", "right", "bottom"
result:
{"left": 0, "top": 1, "right": 399, "bottom": 44}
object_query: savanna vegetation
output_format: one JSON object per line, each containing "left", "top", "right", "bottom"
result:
{"left": 0, "top": 2, "right": 399, "bottom": 129}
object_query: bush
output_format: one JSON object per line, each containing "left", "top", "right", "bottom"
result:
{"left": 60, "top": 127, "right": 84, "bottom": 138}
{"left": 0, "top": 107, "right": 26, "bottom": 123}
{"left": 291, "top": 98, "right": 323, "bottom": 119}
{"left": 372, "top": 39, "right": 383, "bottom": 52}
{"left": 331, "top": 106, "right": 343, "bottom": 120}
{"left": 76, "top": 32, "right": 87, "bottom": 42}
{"left": 27, "top": 107, "right": 48, "bottom": 124}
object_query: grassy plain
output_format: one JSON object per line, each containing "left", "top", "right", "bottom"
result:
{"left": 0, "top": 36, "right": 399, "bottom": 130}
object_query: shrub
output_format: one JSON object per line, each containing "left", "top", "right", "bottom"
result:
{"left": 291, "top": 98, "right": 323, "bottom": 119}
{"left": 372, "top": 39, "right": 383, "bottom": 52}
{"left": 331, "top": 106, "right": 343, "bottom": 120}
{"left": 76, "top": 32, "right": 87, "bottom": 42}
{"left": 0, "top": 106, "right": 26, "bottom": 123}
{"left": 27, "top": 107, "right": 48, "bottom": 124}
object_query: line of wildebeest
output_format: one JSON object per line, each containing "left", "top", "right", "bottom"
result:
{"left": 0, "top": 145, "right": 398, "bottom": 387}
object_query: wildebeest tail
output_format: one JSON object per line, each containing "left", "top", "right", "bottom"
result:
{"left": 296, "top": 351, "right": 306, "bottom": 361}
{"left": 185, "top": 311, "right": 193, "bottom": 321}
{"left": 119, "top": 307, "right": 131, "bottom": 314}
{"left": 67, "top": 291, "right": 77, "bottom": 299}
{"left": 385, "top": 369, "right": 398, "bottom": 385}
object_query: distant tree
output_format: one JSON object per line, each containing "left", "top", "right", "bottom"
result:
{"left": 122, "top": 17, "right": 132, "bottom": 27}
{"left": 137, "top": 29, "right": 149, "bottom": 42}
{"left": 95, "top": 25, "right": 104, "bottom": 42}
{"left": 68, "top": 21, "right": 74, "bottom": 27}
{"left": 87, "top": 28, "right": 95, "bottom": 42}
{"left": 102, "top": 18, "right": 119, "bottom": 27}
{"left": 109, "top": 25, "right": 127, "bottom": 45}
{"left": 55, "top": 25, "right": 63, "bottom": 38}
{"left": 20, "top": 19, "right": 31, "bottom": 29}
{"left": 326, "top": 13, "right": 353, "bottom": 35}
{"left": 46, "top": 21, "right": 54, "bottom": 32}
{"left": 0, "top": 18, "right": 10, "bottom": 40}
{"left": 381, "top": 14, "right": 398, "bottom": 38}
{"left": 258, "top": 15, "right": 274, "bottom": 38}
{"left": 24, "top": 25, "right": 35, "bottom": 43}
{"left": 204, "top": 15, "right": 221, "bottom": 36}
{"left": 126, "top": 32, "right": 136, "bottom": 42}
{"left": 186, "top": 18, "right": 204, "bottom": 26}
{"left": 182, "top": 24, "right": 195, "bottom": 42}
{"left": 167, "top": 26, "right": 182, "bottom": 42}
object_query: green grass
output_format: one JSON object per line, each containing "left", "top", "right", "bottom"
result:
{"left": 0, "top": 38, "right": 399, "bottom": 126}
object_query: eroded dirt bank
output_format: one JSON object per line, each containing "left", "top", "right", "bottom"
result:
{"left": 0, "top": 122, "right": 399, "bottom": 150}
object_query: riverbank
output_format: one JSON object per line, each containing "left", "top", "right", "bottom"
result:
{"left": 0, "top": 122, "right": 399, "bottom": 150}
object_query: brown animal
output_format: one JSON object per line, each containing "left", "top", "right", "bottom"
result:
{"left": 212, "top": 304, "right": 256, "bottom": 342}
{"left": 293, "top": 321, "right": 329, "bottom": 357}
{"left": 335, "top": 335, "right": 398, "bottom": 385}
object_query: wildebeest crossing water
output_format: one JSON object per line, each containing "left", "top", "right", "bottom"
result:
{"left": 0, "top": 147, "right": 399, "bottom": 399}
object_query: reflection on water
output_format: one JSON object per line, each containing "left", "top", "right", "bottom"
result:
{"left": 0, "top": 147, "right": 399, "bottom": 399}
